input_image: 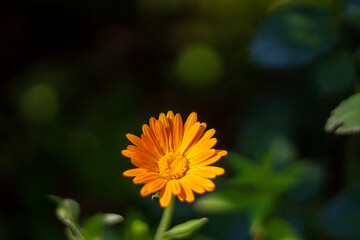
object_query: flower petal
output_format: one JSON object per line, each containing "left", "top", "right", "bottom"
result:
{"left": 181, "top": 175, "right": 205, "bottom": 194}
{"left": 154, "top": 120, "right": 169, "bottom": 154}
{"left": 167, "top": 180, "right": 181, "bottom": 195}
{"left": 199, "top": 154, "right": 222, "bottom": 166}
{"left": 159, "top": 182, "right": 173, "bottom": 207}
{"left": 148, "top": 178, "right": 167, "bottom": 193}
{"left": 126, "top": 133, "right": 144, "bottom": 147}
{"left": 123, "top": 168, "right": 147, "bottom": 177}
{"left": 172, "top": 113, "right": 184, "bottom": 152}
{"left": 187, "top": 138, "right": 217, "bottom": 159}
{"left": 187, "top": 167, "right": 217, "bottom": 179}
{"left": 184, "top": 112, "right": 197, "bottom": 133}
{"left": 133, "top": 172, "right": 160, "bottom": 184}
{"left": 140, "top": 182, "right": 153, "bottom": 196}
{"left": 179, "top": 179, "right": 195, "bottom": 203}
{"left": 191, "top": 175, "right": 216, "bottom": 191}
{"left": 189, "top": 149, "right": 216, "bottom": 166}
{"left": 179, "top": 122, "right": 201, "bottom": 153}
{"left": 166, "top": 110, "right": 175, "bottom": 119}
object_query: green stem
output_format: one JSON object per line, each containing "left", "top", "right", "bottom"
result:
{"left": 154, "top": 197, "right": 175, "bottom": 240}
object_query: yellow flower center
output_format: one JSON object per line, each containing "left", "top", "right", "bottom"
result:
{"left": 158, "top": 152, "right": 189, "bottom": 180}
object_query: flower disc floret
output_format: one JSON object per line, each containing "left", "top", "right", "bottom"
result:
{"left": 158, "top": 152, "right": 189, "bottom": 180}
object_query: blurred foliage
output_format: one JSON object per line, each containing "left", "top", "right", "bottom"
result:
{"left": 195, "top": 147, "right": 307, "bottom": 240}
{"left": 250, "top": 4, "right": 337, "bottom": 68}
{"left": 50, "top": 196, "right": 123, "bottom": 240}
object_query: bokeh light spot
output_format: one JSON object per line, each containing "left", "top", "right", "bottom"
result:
{"left": 22, "top": 84, "right": 58, "bottom": 124}
{"left": 175, "top": 44, "right": 223, "bottom": 88}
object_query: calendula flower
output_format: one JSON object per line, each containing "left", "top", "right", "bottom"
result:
{"left": 122, "top": 111, "right": 227, "bottom": 207}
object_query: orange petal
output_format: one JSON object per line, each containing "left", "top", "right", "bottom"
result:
{"left": 199, "top": 154, "right": 222, "bottom": 166}
{"left": 187, "top": 138, "right": 217, "bottom": 159}
{"left": 121, "top": 149, "right": 131, "bottom": 158}
{"left": 141, "top": 133, "right": 162, "bottom": 159}
{"left": 205, "top": 166, "right": 225, "bottom": 176}
{"left": 195, "top": 128, "right": 216, "bottom": 146}
{"left": 189, "top": 149, "right": 216, "bottom": 166}
{"left": 184, "top": 112, "right": 197, "bottom": 134}
{"left": 159, "top": 113, "right": 170, "bottom": 130}
{"left": 183, "top": 123, "right": 207, "bottom": 154}
{"left": 179, "top": 122, "right": 200, "bottom": 153}
{"left": 168, "top": 180, "right": 181, "bottom": 195}
{"left": 217, "top": 150, "right": 228, "bottom": 156}
{"left": 172, "top": 113, "right": 184, "bottom": 152}
{"left": 154, "top": 120, "right": 169, "bottom": 153}
{"left": 123, "top": 168, "right": 147, "bottom": 177}
{"left": 191, "top": 175, "right": 215, "bottom": 191}
{"left": 127, "top": 145, "right": 158, "bottom": 163}
{"left": 179, "top": 179, "right": 195, "bottom": 203}
{"left": 182, "top": 176, "right": 205, "bottom": 194}
{"left": 133, "top": 172, "right": 160, "bottom": 184}
{"left": 148, "top": 178, "right": 167, "bottom": 193}
{"left": 159, "top": 182, "right": 172, "bottom": 207}
{"left": 188, "top": 167, "right": 217, "bottom": 179}
{"left": 140, "top": 182, "right": 153, "bottom": 196}
{"left": 130, "top": 158, "right": 157, "bottom": 171}
{"left": 126, "top": 133, "right": 144, "bottom": 147}
{"left": 166, "top": 111, "right": 175, "bottom": 120}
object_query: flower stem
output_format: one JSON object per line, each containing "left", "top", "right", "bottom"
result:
{"left": 154, "top": 197, "right": 175, "bottom": 240}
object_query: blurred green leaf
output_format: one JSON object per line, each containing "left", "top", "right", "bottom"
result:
{"left": 124, "top": 219, "right": 151, "bottom": 240}
{"left": 314, "top": 53, "right": 354, "bottom": 95}
{"left": 248, "top": 193, "right": 276, "bottom": 222}
{"left": 195, "top": 190, "right": 250, "bottom": 214}
{"left": 82, "top": 213, "right": 123, "bottom": 240}
{"left": 65, "top": 228, "right": 83, "bottom": 240}
{"left": 56, "top": 199, "right": 81, "bottom": 226}
{"left": 251, "top": 5, "right": 337, "bottom": 68}
{"left": 265, "top": 217, "right": 303, "bottom": 240}
{"left": 325, "top": 93, "right": 360, "bottom": 134}
{"left": 48, "top": 195, "right": 64, "bottom": 205}
{"left": 50, "top": 196, "right": 84, "bottom": 240}
{"left": 227, "top": 151, "right": 301, "bottom": 194}
{"left": 163, "top": 218, "right": 208, "bottom": 240}
{"left": 319, "top": 187, "right": 360, "bottom": 238}
{"left": 288, "top": 160, "right": 323, "bottom": 200}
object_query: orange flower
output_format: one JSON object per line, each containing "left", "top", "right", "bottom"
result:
{"left": 122, "top": 111, "right": 227, "bottom": 207}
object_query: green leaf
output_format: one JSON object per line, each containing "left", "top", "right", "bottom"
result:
{"left": 265, "top": 218, "right": 303, "bottom": 240}
{"left": 163, "top": 218, "right": 208, "bottom": 240}
{"left": 325, "top": 93, "right": 360, "bottom": 134}
{"left": 56, "top": 199, "right": 81, "bottom": 226}
{"left": 195, "top": 190, "right": 249, "bottom": 214}
{"left": 82, "top": 213, "right": 123, "bottom": 239}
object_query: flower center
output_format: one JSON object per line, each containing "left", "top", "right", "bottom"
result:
{"left": 158, "top": 152, "right": 189, "bottom": 180}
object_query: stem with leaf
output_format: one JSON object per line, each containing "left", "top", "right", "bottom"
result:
{"left": 154, "top": 197, "right": 175, "bottom": 240}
